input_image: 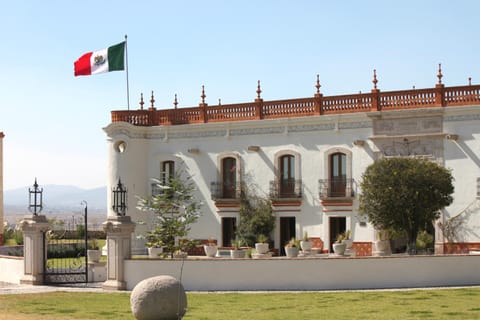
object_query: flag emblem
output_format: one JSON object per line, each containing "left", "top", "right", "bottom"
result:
{"left": 94, "top": 54, "right": 106, "bottom": 66}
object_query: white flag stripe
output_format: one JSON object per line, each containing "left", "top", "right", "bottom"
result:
{"left": 90, "top": 48, "right": 109, "bottom": 75}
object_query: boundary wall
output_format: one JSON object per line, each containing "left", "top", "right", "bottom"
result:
{"left": 124, "top": 254, "right": 480, "bottom": 291}
{"left": 2, "top": 253, "right": 480, "bottom": 291}
{"left": 0, "top": 255, "right": 23, "bottom": 284}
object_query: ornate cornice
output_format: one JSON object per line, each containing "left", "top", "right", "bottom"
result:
{"left": 105, "top": 115, "right": 373, "bottom": 140}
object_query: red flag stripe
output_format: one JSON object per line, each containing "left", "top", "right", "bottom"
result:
{"left": 74, "top": 52, "right": 93, "bottom": 76}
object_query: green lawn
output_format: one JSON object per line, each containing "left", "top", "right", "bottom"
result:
{"left": 0, "top": 288, "right": 479, "bottom": 320}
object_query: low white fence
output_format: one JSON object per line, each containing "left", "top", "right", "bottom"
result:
{"left": 124, "top": 254, "right": 480, "bottom": 291}
{"left": 0, "top": 255, "right": 23, "bottom": 284}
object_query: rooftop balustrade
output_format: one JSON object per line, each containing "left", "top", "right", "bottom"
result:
{"left": 111, "top": 67, "right": 480, "bottom": 127}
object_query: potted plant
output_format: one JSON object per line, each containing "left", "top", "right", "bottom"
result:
{"left": 143, "top": 225, "right": 166, "bottom": 258}
{"left": 203, "top": 237, "right": 218, "bottom": 258}
{"left": 146, "top": 239, "right": 164, "bottom": 258}
{"left": 342, "top": 230, "right": 353, "bottom": 250}
{"left": 87, "top": 238, "right": 101, "bottom": 263}
{"left": 373, "top": 229, "right": 391, "bottom": 256}
{"left": 254, "top": 234, "right": 270, "bottom": 254}
{"left": 332, "top": 233, "right": 346, "bottom": 256}
{"left": 284, "top": 238, "right": 300, "bottom": 258}
{"left": 174, "top": 238, "right": 199, "bottom": 259}
{"left": 300, "top": 231, "right": 312, "bottom": 252}
{"left": 230, "top": 238, "right": 246, "bottom": 258}
{"left": 416, "top": 230, "right": 433, "bottom": 255}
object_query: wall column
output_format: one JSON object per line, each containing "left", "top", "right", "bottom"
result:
{"left": 102, "top": 215, "right": 135, "bottom": 291}
{"left": 19, "top": 215, "right": 50, "bottom": 285}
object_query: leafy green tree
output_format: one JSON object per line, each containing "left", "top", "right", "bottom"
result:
{"left": 237, "top": 182, "right": 275, "bottom": 247}
{"left": 359, "top": 157, "right": 454, "bottom": 254}
{"left": 137, "top": 171, "right": 202, "bottom": 258}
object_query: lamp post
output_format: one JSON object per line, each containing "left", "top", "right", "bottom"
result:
{"left": 112, "top": 179, "right": 127, "bottom": 216}
{"left": 28, "top": 178, "right": 43, "bottom": 216}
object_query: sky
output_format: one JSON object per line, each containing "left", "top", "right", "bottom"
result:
{"left": 1, "top": 0, "right": 479, "bottom": 190}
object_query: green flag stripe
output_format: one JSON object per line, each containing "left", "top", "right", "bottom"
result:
{"left": 108, "top": 42, "right": 125, "bottom": 71}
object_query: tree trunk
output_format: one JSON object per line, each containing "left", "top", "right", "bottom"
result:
{"left": 407, "top": 229, "right": 418, "bottom": 255}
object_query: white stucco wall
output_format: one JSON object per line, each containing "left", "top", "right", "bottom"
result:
{"left": 442, "top": 108, "right": 480, "bottom": 242}
{"left": 105, "top": 105, "right": 480, "bottom": 253}
{"left": 0, "top": 256, "right": 23, "bottom": 284}
{"left": 124, "top": 255, "right": 480, "bottom": 291}
{"left": 105, "top": 114, "right": 377, "bottom": 253}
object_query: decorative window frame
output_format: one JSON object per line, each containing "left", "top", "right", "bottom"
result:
{"left": 273, "top": 149, "right": 302, "bottom": 198}
{"left": 151, "top": 155, "right": 181, "bottom": 195}
{"left": 216, "top": 152, "right": 242, "bottom": 199}
{"left": 274, "top": 150, "right": 301, "bottom": 181}
{"left": 323, "top": 147, "right": 352, "bottom": 181}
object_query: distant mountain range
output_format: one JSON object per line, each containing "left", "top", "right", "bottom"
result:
{"left": 4, "top": 185, "right": 107, "bottom": 214}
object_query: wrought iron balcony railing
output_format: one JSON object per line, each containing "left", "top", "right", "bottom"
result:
{"left": 269, "top": 179, "right": 302, "bottom": 199}
{"left": 210, "top": 181, "right": 240, "bottom": 200}
{"left": 318, "top": 178, "right": 355, "bottom": 199}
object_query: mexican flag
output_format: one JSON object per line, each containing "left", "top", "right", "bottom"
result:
{"left": 74, "top": 41, "right": 125, "bottom": 76}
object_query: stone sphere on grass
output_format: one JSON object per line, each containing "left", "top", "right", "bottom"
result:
{"left": 130, "top": 275, "right": 187, "bottom": 320}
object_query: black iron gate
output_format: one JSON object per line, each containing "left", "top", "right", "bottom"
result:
{"left": 43, "top": 205, "right": 89, "bottom": 284}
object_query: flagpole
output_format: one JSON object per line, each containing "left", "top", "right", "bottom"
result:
{"left": 124, "top": 34, "right": 130, "bottom": 112}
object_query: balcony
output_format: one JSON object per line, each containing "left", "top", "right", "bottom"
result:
{"left": 210, "top": 181, "right": 240, "bottom": 207}
{"left": 318, "top": 178, "right": 355, "bottom": 200}
{"left": 269, "top": 179, "right": 302, "bottom": 206}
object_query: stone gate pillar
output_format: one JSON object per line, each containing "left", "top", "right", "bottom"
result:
{"left": 102, "top": 215, "right": 135, "bottom": 291}
{"left": 19, "top": 215, "right": 50, "bottom": 285}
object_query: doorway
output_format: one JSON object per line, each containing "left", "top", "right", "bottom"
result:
{"left": 280, "top": 217, "right": 296, "bottom": 255}
{"left": 329, "top": 216, "right": 346, "bottom": 252}
{"left": 222, "top": 217, "right": 237, "bottom": 247}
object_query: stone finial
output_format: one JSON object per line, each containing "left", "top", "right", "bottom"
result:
{"left": 150, "top": 91, "right": 155, "bottom": 109}
{"left": 139, "top": 93, "right": 144, "bottom": 110}
{"left": 218, "top": 98, "right": 221, "bottom": 106}
{"left": 372, "top": 69, "right": 378, "bottom": 90}
{"left": 469, "top": 77, "right": 472, "bottom": 86}
{"left": 256, "top": 80, "right": 262, "bottom": 100}
{"left": 201, "top": 85, "right": 206, "bottom": 105}
{"left": 174, "top": 94, "right": 178, "bottom": 109}
{"left": 437, "top": 63, "right": 443, "bottom": 84}
{"left": 315, "top": 74, "right": 321, "bottom": 94}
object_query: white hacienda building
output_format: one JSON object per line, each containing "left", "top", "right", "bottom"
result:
{"left": 104, "top": 67, "right": 480, "bottom": 256}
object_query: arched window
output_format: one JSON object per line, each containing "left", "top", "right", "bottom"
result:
{"left": 280, "top": 154, "right": 295, "bottom": 197}
{"left": 152, "top": 160, "right": 175, "bottom": 196}
{"left": 329, "top": 152, "right": 346, "bottom": 197}
{"left": 222, "top": 157, "right": 236, "bottom": 198}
